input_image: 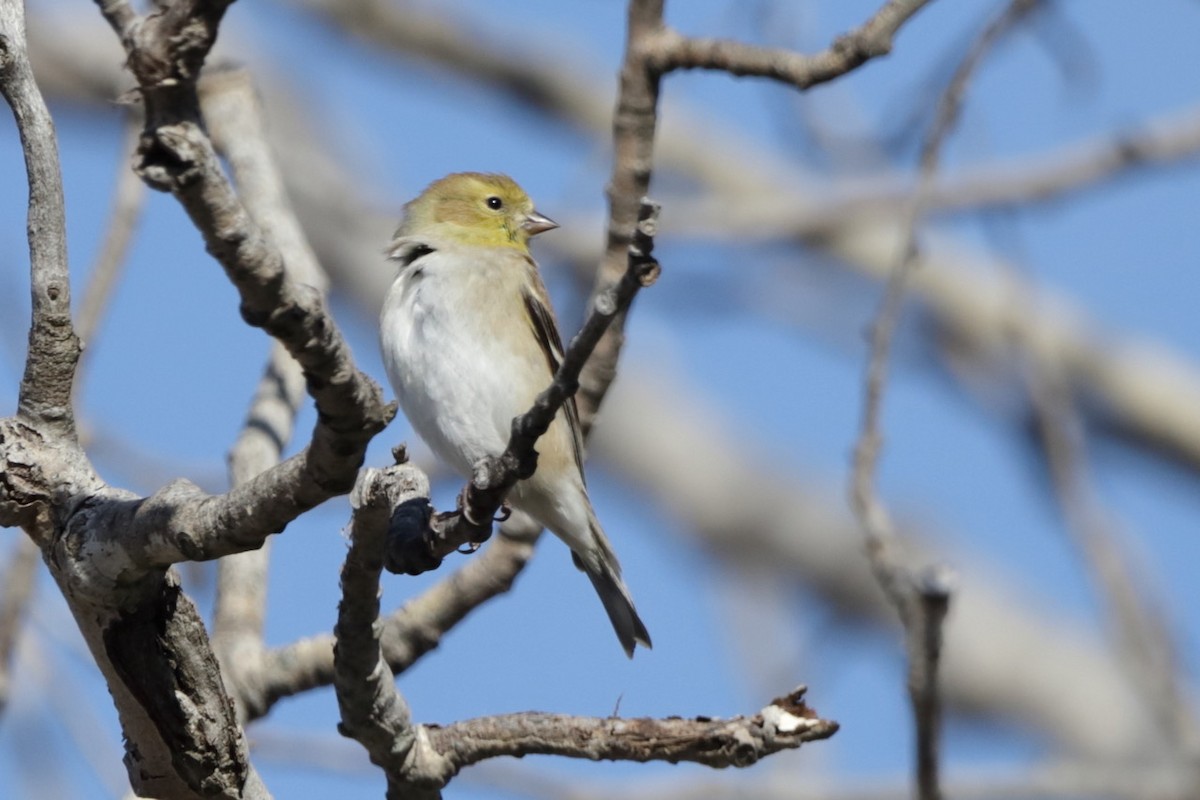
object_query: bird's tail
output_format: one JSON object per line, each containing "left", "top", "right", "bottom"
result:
{"left": 574, "top": 518, "right": 652, "bottom": 658}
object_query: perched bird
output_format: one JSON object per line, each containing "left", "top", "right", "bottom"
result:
{"left": 379, "top": 172, "right": 651, "bottom": 656}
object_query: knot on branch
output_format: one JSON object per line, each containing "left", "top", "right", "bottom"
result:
{"left": 136, "top": 125, "right": 205, "bottom": 192}
{"left": 831, "top": 31, "right": 882, "bottom": 63}
{"left": 245, "top": 282, "right": 318, "bottom": 336}
{"left": 631, "top": 199, "right": 662, "bottom": 286}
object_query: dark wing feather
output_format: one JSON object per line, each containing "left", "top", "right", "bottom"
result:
{"left": 521, "top": 269, "right": 587, "bottom": 479}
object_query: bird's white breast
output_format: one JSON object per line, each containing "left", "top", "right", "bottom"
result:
{"left": 379, "top": 245, "right": 538, "bottom": 479}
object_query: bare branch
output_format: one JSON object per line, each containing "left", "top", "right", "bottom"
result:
{"left": 1, "top": 0, "right": 80, "bottom": 437}
{"left": 648, "top": 0, "right": 935, "bottom": 88}
{"left": 848, "top": 4, "right": 1042, "bottom": 799}
{"left": 334, "top": 464, "right": 433, "bottom": 798}
{"left": 578, "top": 0, "right": 936, "bottom": 431}
{"left": 1024, "top": 354, "right": 1199, "bottom": 752}
{"left": 338, "top": 467, "right": 835, "bottom": 792}
{"left": 422, "top": 687, "right": 836, "bottom": 775}
{"left": 80, "top": 5, "right": 394, "bottom": 562}
{"left": 668, "top": 103, "right": 1200, "bottom": 238}
{"left": 575, "top": 0, "right": 667, "bottom": 431}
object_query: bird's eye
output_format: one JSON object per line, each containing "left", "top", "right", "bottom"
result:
{"left": 486, "top": 196, "right": 503, "bottom": 210}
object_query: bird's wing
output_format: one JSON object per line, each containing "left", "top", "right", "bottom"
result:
{"left": 520, "top": 262, "right": 587, "bottom": 480}
{"left": 384, "top": 236, "right": 436, "bottom": 267}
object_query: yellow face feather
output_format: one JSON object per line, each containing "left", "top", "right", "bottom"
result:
{"left": 396, "top": 172, "right": 557, "bottom": 251}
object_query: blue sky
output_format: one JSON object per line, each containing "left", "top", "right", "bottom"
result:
{"left": 3, "top": 0, "right": 1200, "bottom": 797}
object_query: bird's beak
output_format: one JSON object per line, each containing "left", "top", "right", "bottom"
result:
{"left": 522, "top": 210, "right": 559, "bottom": 237}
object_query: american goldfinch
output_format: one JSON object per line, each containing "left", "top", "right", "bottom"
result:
{"left": 380, "top": 172, "right": 651, "bottom": 657}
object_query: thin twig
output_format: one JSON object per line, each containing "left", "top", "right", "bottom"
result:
{"left": 848, "top": 3, "right": 1043, "bottom": 799}
{"left": 649, "top": 0, "right": 935, "bottom": 88}
{"left": 575, "top": 0, "right": 668, "bottom": 431}
{"left": 1023, "top": 351, "right": 1198, "bottom": 755}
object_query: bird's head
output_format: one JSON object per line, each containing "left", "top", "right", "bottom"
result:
{"left": 395, "top": 172, "right": 558, "bottom": 251}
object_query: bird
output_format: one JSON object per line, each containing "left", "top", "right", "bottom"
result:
{"left": 379, "top": 172, "right": 651, "bottom": 657}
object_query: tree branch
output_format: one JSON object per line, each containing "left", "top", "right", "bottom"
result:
{"left": 1, "top": 0, "right": 80, "bottom": 437}
{"left": 647, "top": 0, "right": 934, "bottom": 88}
{"left": 849, "top": 4, "right": 1042, "bottom": 798}
{"left": 578, "top": 0, "right": 935, "bottom": 430}
{"left": 575, "top": 0, "right": 666, "bottom": 432}
{"left": 339, "top": 466, "right": 836, "bottom": 793}
{"left": 334, "top": 464, "right": 434, "bottom": 799}
{"left": 82, "top": 4, "right": 393, "bottom": 564}
{"left": 422, "top": 687, "right": 836, "bottom": 776}
{"left": 1023, "top": 350, "right": 1198, "bottom": 752}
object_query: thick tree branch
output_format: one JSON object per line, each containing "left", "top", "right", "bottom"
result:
{"left": 82, "top": 5, "right": 393, "bottom": 564}
{"left": 1, "top": 0, "right": 80, "bottom": 438}
{"left": 334, "top": 464, "right": 433, "bottom": 799}
{"left": 339, "top": 468, "right": 835, "bottom": 794}
{"left": 0, "top": 4, "right": 266, "bottom": 793}
{"left": 422, "top": 687, "right": 836, "bottom": 776}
